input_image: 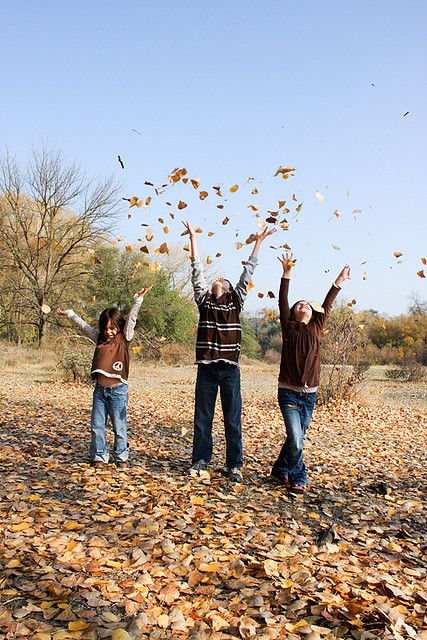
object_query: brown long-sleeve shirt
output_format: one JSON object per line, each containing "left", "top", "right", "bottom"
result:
{"left": 278, "top": 278, "right": 340, "bottom": 388}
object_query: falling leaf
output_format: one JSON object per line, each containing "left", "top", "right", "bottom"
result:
{"left": 295, "top": 203, "right": 303, "bottom": 213}
{"left": 215, "top": 252, "right": 221, "bottom": 258}
{"left": 183, "top": 244, "right": 190, "bottom": 252}
{"left": 169, "top": 213, "right": 175, "bottom": 219}
{"left": 267, "top": 291, "right": 275, "bottom": 298}
{"left": 182, "top": 178, "right": 188, "bottom": 184}
{"left": 353, "top": 208, "right": 363, "bottom": 215}
{"left": 417, "top": 270, "right": 425, "bottom": 278}
{"left": 421, "top": 257, "right": 426, "bottom": 265}
{"left": 168, "top": 167, "right": 187, "bottom": 183}
{"left": 207, "top": 231, "right": 215, "bottom": 237}
{"left": 362, "top": 272, "right": 368, "bottom": 280}
{"left": 287, "top": 260, "right": 296, "bottom": 267}
{"left": 265, "top": 217, "right": 277, "bottom": 224}
{"left": 292, "top": 193, "right": 297, "bottom": 201}
{"left": 199, "top": 191, "right": 208, "bottom": 200}
{"left": 247, "top": 205, "right": 259, "bottom": 212}
{"left": 151, "top": 261, "right": 161, "bottom": 272}
{"left": 279, "top": 220, "right": 289, "bottom": 230}
{"left": 258, "top": 293, "right": 264, "bottom": 298}
{"left": 282, "top": 243, "right": 292, "bottom": 250}
{"left": 132, "top": 346, "right": 142, "bottom": 355}
{"left": 274, "top": 166, "right": 295, "bottom": 178}
{"left": 155, "top": 243, "right": 169, "bottom": 255}
{"left": 190, "top": 179, "right": 200, "bottom": 189}
{"left": 125, "top": 245, "right": 133, "bottom": 253}
{"left": 146, "top": 231, "right": 154, "bottom": 242}
{"left": 347, "top": 299, "right": 357, "bottom": 308}
{"left": 235, "top": 242, "right": 243, "bottom": 250}
{"left": 140, "top": 246, "right": 149, "bottom": 254}
{"left": 394, "top": 252, "right": 403, "bottom": 258}
{"left": 246, "top": 281, "right": 254, "bottom": 291}
{"left": 278, "top": 200, "right": 286, "bottom": 208}
{"left": 334, "top": 210, "right": 342, "bottom": 218}
{"left": 41, "top": 304, "right": 51, "bottom": 314}
{"left": 217, "top": 204, "right": 224, "bottom": 209}
{"left": 315, "top": 191, "right": 325, "bottom": 203}
{"left": 229, "top": 184, "right": 239, "bottom": 193}
{"left": 206, "top": 256, "right": 213, "bottom": 264}
{"left": 245, "top": 234, "right": 258, "bottom": 244}
{"left": 117, "top": 155, "right": 125, "bottom": 170}
{"left": 163, "top": 226, "right": 169, "bottom": 234}
{"left": 332, "top": 245, "right": 341, "bottom": 251}
{"left": 222, "top": 217, "right": 230, "bottom": 225}
{"left": 158, "top": 218, "right": 164, "bottom": 224}
{"left": 177, "top": 201, "right": 187, "bottom": 210}
{"left": 251, "top": 188, "right": 259, "bottom": 195}
{"left": 403, "top": 111, "right": 409, "bottom": 117}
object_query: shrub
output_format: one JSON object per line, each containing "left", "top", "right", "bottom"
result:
{"left": 58, "top": 349, "right": 92, "bottom": 383}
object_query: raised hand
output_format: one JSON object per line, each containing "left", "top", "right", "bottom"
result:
{"left": 335, "top": 265, "right": 351, "bottom": 287}
{"left": 182, "top": 220, "right": 197, "bottom": 238}
{"left": 256, "top": 226, "right": 277, "bottom": 243}
{"left": 135, "top": 284, "right": 154, "bottom": 297}
{"left": 278, "top": 252, "right": 296, "bottom": 276}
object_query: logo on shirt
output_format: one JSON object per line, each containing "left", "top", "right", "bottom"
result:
{"left": 112, "top": 361, "right": 123, "bottom": 372}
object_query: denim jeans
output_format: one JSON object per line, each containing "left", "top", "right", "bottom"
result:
{"left": 192, "top": 362, "right": 243, "bottom": 468}
{"left": 90, "top": 383, "right": 129, "bottom": 463}
{"left": 272, "top": 388, "right": 317, "bottom": 485}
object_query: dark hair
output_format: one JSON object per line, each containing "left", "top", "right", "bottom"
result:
{"left": 289, "top": 300, "right": 314, "bottom": 322}
{"left": 98, "top": 307, "right": 125, "bottom": 339}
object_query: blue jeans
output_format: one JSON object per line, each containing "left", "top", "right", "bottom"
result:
{"left": 272, "top": 388, "right": 317, "bottom": 486}
{"left": 90, "top": 383, "right": 129, "bottom": 463}
{"left": 192, "top": 362, "right": 243, "bottom": 468}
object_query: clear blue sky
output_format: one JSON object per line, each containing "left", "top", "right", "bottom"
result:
{"left": 1, "top": 0, "right": 426, "bottom": 315}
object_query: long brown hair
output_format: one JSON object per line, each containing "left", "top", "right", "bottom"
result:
{"left": 98, "top": 307, "right": 125, "bottom": 340}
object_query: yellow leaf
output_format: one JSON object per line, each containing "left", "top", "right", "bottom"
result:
{"left": 68, "top": 621, "right": 90, "bottom": 631}
{"left": 308, "top": 512, "right": 320, "bottom": 519}
{"left": 163, "top": 226, "right": 169, "bottom": 234}
{"left": 146, "top": 231, "right": 154, "bottom": 241}
{"left": 198, "top": 562, "right": 219, "bottom": 573}
{"left": 111, "top": 630, "right": 132, "bottom": 640}
{"left": 105, "top": 559, "right": 122, "bottom": 568}
{"left": 11, "top": 522, "right": 30, "bottom": 532}
{"left": 393, "top": 251, "right": 403, "bottom": 258}
{"left": 191, "top": 496, "right": 205, "bottom": 505}
{"left": 125, "top": 245, "right": 133, "bottom": 253}
{"left": 156, "top": 243, "right": 169, "bottom": 255}
{"left": 246, "top": 281, "right": 255, "bottom": 291}
{"left": 132, "top": 346, "right": 142, "bottom": 355}
{"left": 229, "top": 184, "right": 239, "bottom": 193}
{"left": 6, "top": 559, "right": 21, "bottom": 568}
{"left": 64, "top": 522, "right": 79, "bottom": 530}
{"left": 206, "top": 256, "right": 213, "bottom": 265}
{"left": 151, "top": 261, "right": 161, "bottom": 273}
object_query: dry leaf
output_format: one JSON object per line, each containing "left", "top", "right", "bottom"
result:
{"left": 229, "top": 184, "right": 239, "bottom": 193}
{"left": 125, "top": 245, "right": 133, "bottom": 253}
{"left": 258, "top": 293, "right": 264, "bottom": 298}
{"left": 177, "top": 201, "right": 187, "bottom": 210}
{"left": 332, "top": 245, "right": 341, "bottom": 251}
{"left": 163, "top": 226, "right": 169, "bottom": 234}
{"left": 295, "top": 203, "right": 303, "bottom": 213}
{"left": 417, "top": 270, "right": 425, "bottom": 278}
{"left": 199, "top": 191, "right": 208, "bottom": 200}
{"left": 140, "top": 246, "right": 149, "bottom": 254}
{"left": 206, "top": 256, "right": 213, "bottom": 265}
{"left": 394, "top": 252, "right": 403, "bottom": 258}
{"left": 222, "top": 217, "right": 230, "bottom": 225}
{"left": 92, "top": 256, "right": 102, "bottom": 265}
{"left": 334, "top": 210, "right": 342, "bottom": 218}
{"left": 190, "top": 179, "right": 200, "bottom": 189}
{"left": 315, "top": 191, "right": 325, "bottom": 203}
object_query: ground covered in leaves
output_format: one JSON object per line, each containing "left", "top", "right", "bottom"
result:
{"left": 0, "top": 362, "right": 426, "bottom": 640}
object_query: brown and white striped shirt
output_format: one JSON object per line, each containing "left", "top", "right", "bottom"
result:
{"left": 191, "top": 255, "right": 258, "bottom": 365}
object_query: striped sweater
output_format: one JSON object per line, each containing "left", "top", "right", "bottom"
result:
{"left": 191, "top": 255, "right": 258, "bottom": 364}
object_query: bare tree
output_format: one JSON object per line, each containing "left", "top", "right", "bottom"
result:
{"left": 408, "top": 292, "right": 427, "bottom": 316}
{"left": 0, "top": 146, "right": 121, "bottom": 345}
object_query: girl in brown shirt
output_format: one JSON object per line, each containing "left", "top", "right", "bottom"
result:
{"left": 271, "top": 254, "right": 351, "bottom": 494}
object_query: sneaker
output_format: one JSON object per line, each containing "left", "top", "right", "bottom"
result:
{"left": 227, "top": 467, "right": 243, "bottom": 483}
{"left": 289, "top": 483, "right": 305, "bottom": 495}
{"left": 189, "top": 460, "right": 209, "bottom": 476}
{"left": 270, "top": 471, "right": 289, "bottom": 486}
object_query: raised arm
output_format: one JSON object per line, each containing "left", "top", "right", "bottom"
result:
{"left": 278, "top": 252, "right": 295, "bottom": 328}
{"left": 316, "top": 264, "right": 351, "bottom": 328}
{"left": 123, "top": 285, "right": 153, "bottom": 341}
{"left": 234, "top": 226, "right": 276, "bottom": 306}
{"left": 183, "top": 220, "right": 209, "bottom": 304}
{"left": 56, "top": 307, "right": 99, "bottom": 343}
